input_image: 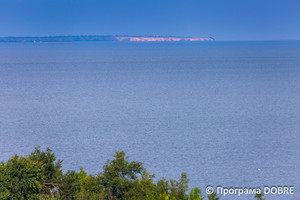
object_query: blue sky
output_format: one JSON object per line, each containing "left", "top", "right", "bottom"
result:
{"left": 1, "top": 0, "right": 300, "bottom": 40}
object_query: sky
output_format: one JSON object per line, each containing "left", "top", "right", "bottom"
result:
{"left": 0, "top": 0, "right": 300, "bottom": 41}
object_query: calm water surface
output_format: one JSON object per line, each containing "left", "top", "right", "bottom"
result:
{"left": 0, "top": 41, "right": 299, "bottom": 199}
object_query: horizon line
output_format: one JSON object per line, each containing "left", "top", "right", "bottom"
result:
{"left": 1, "top": 35, "right": 300, "bottom": 43}
{"left": 0, "top": 35, "right": 215, "bottom": 43}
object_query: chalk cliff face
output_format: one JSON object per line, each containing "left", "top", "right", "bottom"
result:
{"left": 115, "top": 37, "right": 213, "bottom": 42}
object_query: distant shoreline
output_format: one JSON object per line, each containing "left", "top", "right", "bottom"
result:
{"left": 0, "top": 35, "right": 215, "bottom": 43}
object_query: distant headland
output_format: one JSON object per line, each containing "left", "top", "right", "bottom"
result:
{"left": 0, "top": 35, "right": 214, "bottom": 43}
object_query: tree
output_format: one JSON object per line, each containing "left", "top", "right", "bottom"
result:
{"left": 60, "top": 167, "right": 104, "bottom": 200}
{"left": 29, "top": 146, "right": 63, "bottom": 184}
{"left": 0, "top": 154, "right": 43, "bottom": 200}
{"left": 156, "top": 173, "right": 189, "bottom": 200}
{"left": 123, "top": 171, "right": 157, "bottom": 200}
{"left": 98, "top": 151, "right": 146, "bottom": 199}
{"left": 169, "top": 172, "right": 189, "bottom": 200}
{"left": 2, "top": 147, "right": 263, "bottom": 200}
{"left": 188, "top": 188, "right": 204, "bottom": 200}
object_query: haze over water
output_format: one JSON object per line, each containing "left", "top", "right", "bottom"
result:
{"left": 0, "top": 41, "right": 299, "bottom": 199}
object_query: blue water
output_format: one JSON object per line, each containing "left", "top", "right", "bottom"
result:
{"left": 0, "top": 41, "right": 299, "bottom": 199}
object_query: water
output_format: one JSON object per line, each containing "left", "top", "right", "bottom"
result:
{"left": 0, "top": 41, "right": 299, "bottom": 199}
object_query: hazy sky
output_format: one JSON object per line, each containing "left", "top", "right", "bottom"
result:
{"left": 1, "top": 0, "right": 300, "bottom": 40}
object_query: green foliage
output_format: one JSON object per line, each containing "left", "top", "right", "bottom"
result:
{"left": 122, "top": 172, "right": 157, "bottom": 200}
{"left": 60, "top": 167, "right": 104, "bottom": 200}
{"left": 0, "top": 154, "right": 43, "bottom": 200}
{"left": 188, "top": 188, "right": 204, "bottom": 200}
{"left": 59, "top": 169, "right": 81, "bottom": 199}
{"left": 98, "top": 151, "right": 147, "bottom": 199}
{"left": 207, "top": 192, "right": 219, "bottom": 200}
{"left": 28, "top": 146, "right": 63, "bottom": 198}
{"left": 0, "top": 147, "right": 263, "bottom": 200}
{"left": 29, "top": 146, "right": 63, "bottom": 184}
{"left": 255, "top": 192, "right": 266, "bottom": 200}
{"left": 156, "top": 173, "right": 189, "bottom": 200}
